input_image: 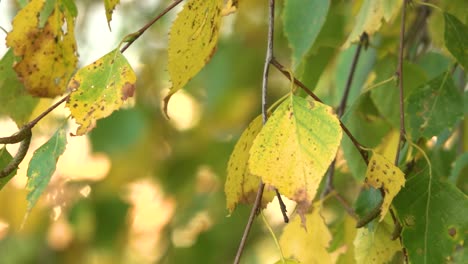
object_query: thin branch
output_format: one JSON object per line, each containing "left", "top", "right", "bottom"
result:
{"left": 270, "top": 57, "right": 369, "bottom": 164}
{"left": 120, "top": 0, "right": 184, "bottom": 53}
{"left": 324, "top": 32, "right": 368, "bottom": 194}
{"left": 0, "top": 129, "right": 31, "bottom": 178}
{"left": 334, "top": 192, "right": 358, "bottom": 220}
{"left": 394, "top": 0, "right": 408, "bottom": 166}
{"left": 234, "top": 1, "right": 275, "bottom": 263}
{"left": 337, "top": 33, "right": 367, "bottom": 117}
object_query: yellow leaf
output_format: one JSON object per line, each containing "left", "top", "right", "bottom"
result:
{"left": 6, "top": 0, "right": 78, "bottom": 97}
{"left": 104, "top": 0, "right": 120, "bottom": 30}
{"left": 354, "top": 216, "right": 402, "bottom": 263}
{"left": 279, "top": 207, "right": 333, "bottom": 264}
{"left": 342, "top": 0, "right": 402, "bottom": 49}
{"left": 374, "top": 130, "right": 399, "bottom": 161}
{"left": 164, "top": 0, "right": 223, "bottom": 115}
{"left": 249, "top": 95, "right": 342, "bottom": 219}
{"left": 365, "top": 151, "right": 405, "bottom": 221}
{"left": 225, "top": 115, "right": 275, "bottom": 214}
{"left": 66, "top": 48, "right": 136, "bottom": 136}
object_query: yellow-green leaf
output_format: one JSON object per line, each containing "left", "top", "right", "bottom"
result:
{"left": 365, "top": 151, "right": 405, "bottom": 221}
{"left": 249, "top": 95, "right": 342, "bottom": 218}
{"left": 279, "top": 208, "right": 333, "bottom": 264}
{"left": 104, "top": 0, "right": 120, "bottom": 30}
{"left": 26, "top": 125, "right": 67, "bottom": 212}
{"left": 343, "top": 0, "right": 401, "bottom": 48}
{"left": 354, "top": 216, "right": 403, "bottom": 263}
{"left": 6, "top": 0, "right": 78, "bottom": 97}
{"left": 225, "top": 115, "right": 275, "bottom": 214}
{"left": 66, "top": 48, "right": 136, "bottom": 136}
{"left": 164, "top": 0, "right": 223, "bottom": 115}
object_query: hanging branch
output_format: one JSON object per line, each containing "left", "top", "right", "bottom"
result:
{"left": 234, "top": 1, "right": 276, "bottom": 263}
{"left": 323, "top": 32, "right": 368, "bottom": 195}
{"left": 394, "top": 0, "right": 408, "bottom": 166}
{"left": 120, "top": 0, "right": 184, "bottom": 53}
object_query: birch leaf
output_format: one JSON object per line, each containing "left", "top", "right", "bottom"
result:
{"left": 365, "top": 151, "right": 405, "bottom": 221}
{"left": 444, "top": 12, "right": 468, "bottom": 69}
{"left": 354, "top": 216, "right": 402, "bottom": 263}
{"left": 104, "top": 0, "right": 120, "bottom": 30}
{"left": 279, "top": 207, "right": 333, "bottom": 264}
{"left": 26, "top": 126, "right": 67, "bottom": 212}
{"left": 225, "top": 115, "right": 275, "bottom": 214}
{"left": 66, "top": 48, "right": 136, "bottom": 136}
{"left": 249, "top": 95, "right": 342, "bottom": 220}
{"left": 283, "top": 0, "right": 330, "bottom": 67}
{"left": 164, "top": 0, "right": 223, "bottom": 116}
{"left": 6, "top": 0, "right": 78, "bottom": 97}
{"left": 406, "top": 72, "right": 463, "bottom": 140}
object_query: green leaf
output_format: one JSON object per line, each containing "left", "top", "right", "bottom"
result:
{"left": 370, "top": 56, "right": 427, "bottom": 128}
{"left": 0, "top": 49, "right": 38, "bottom": 126}
{"left": 225, "top": 115, "right": 276, "bottom": 214}
{"left": 66, "top": 48, "right": 136, "bottom": 136}
{"left": 249, "top": 95, "right": 342, "bottom": 218}
{"left": 104, "top": 0, "right": 120, "bottom": 30}
{"left": 283, "top": 0, "right": 330, "bottom": 67}
{"left": 353, "top": 216, "right": 403, "bottom": 263}
{"left": 393, "top": 160, "right": 468, "bottom": 264}
{"left": 416, "top": 52, "right": 451, "bottom": 79}
{"left": 406, "top": 72, "right": 463, "bottom": 140}
{"left": 444, "top": 12, "right": 468, "bottom": 70}
{"left": 0, "top": 147, "right": 16, "bottom": 190}
{"left": 26, "top": 125, "right": 67, "bottom": 212}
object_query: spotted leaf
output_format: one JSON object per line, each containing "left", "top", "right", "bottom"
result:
{"left": 365, "top": 151, "right": 405, "bottom": 221}
{"left": 6, "top": 0, "right": 78, "bottom": 97}
{"left": 66, "top": 48, "right": 136, "bottom": 136}
{"left": 164, "top": 0, "right": 223, "bottom": 116}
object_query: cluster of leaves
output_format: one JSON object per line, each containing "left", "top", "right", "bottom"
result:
{"left": 0, "top": 0, "right": 467, "bottom": 263}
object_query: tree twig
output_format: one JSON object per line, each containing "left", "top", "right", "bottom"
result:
{"left": 323, "top": 32, "right": 368, "bottom": 194}
{"left": 120, "top": 0, "right": 184, "bottom": 53}
{"left": 234, "top": 1, "right": 275, "bottom": 263}
{"left": 395, "top": 0, "right": 408, "bottom": 166}
{"left": 270, "top": 57, "right": 369, "bottom": 164}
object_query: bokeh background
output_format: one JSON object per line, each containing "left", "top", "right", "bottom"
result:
{"left": 0, "top": 0, "right": 466, "bottom": 263}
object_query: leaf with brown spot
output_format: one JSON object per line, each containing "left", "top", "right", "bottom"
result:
{"left": 249, "top": 95, "right": 342, "bottom": 223}
{"left": 6, "top": 0, "right": 78, "bottom": 97}
{"left": 66, "top": 48, "right": 136, "bottom": 136}
{"left": 365, "top": 151, "right": 405, "bottom": 221}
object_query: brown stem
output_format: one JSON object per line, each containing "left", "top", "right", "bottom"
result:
{"left": 394, "top": 0, "right": 408, "bottom": 166}
{"left": 324, "top": 32, "right": 367, "bottom": 194}
{"left": 120, "top": 0, "right": 184, "bottom": 53}
{"left": 0, "top": 129, "right": 31, "bottom": 178}
{"left": 234, "top": 1, "right": 275, "bottom": 263}
{"left": 270, "top": 57, "right": 369, "bottom": 164}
